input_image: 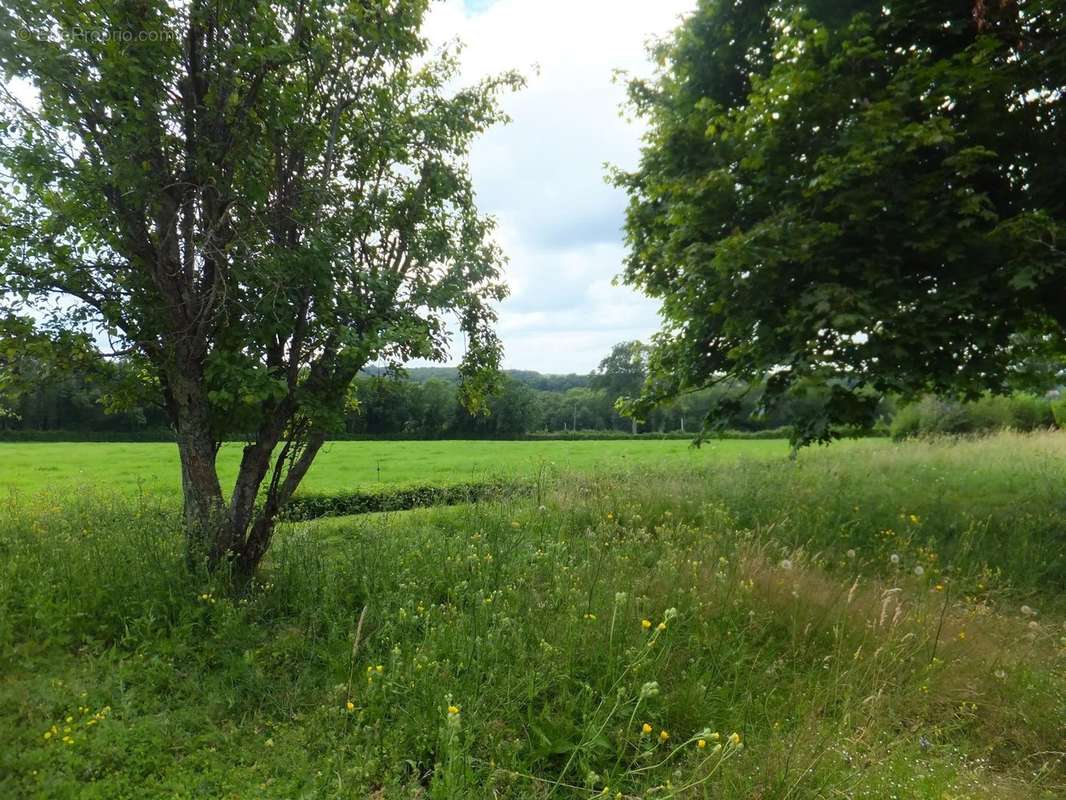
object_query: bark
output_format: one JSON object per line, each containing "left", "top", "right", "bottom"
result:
{"left": 233, "top": 431, "right": 326, "bottom": 577}
{"left": 168, "top": 366, "right": 231, "bottom": 567}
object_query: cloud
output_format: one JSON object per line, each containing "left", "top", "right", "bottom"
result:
{"left": 421, "top": 0, "right": 696, "bottom": 373}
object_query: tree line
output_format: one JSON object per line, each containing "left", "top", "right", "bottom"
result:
{"left": 0, "top": 341, "right": 843, "bottom": 438}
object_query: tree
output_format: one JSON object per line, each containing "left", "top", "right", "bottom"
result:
{"left": 0, "top": 1, "right": 520, "bottom": 574}
{"left": 614, "top": 0, "right": 1065, "bottom": 445}
{"left": 590, "top": 340, "right": 648, "bottom": 433}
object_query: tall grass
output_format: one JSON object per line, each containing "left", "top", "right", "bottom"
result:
{"left": 1, "top": 432, "right": 1064, "bottom": 798}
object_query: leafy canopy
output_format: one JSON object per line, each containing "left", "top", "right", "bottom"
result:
{"left": 614, "top": 0, "right": 1066, "bottom": 445}
{"left": 0, "top": 0, "right": 520, "bottom": 571}
{"left": 0, "top": 0, "right": 518, "bottom": 440}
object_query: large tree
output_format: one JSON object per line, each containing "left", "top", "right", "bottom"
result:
{"left": 614, "top": 0, "right": 1065, "bottom": 445}
{"left": 590, "top": 340, "right": 648, "bottom": 433}
{"left": 0, "top": 0, "right": 519, "bottom": 574}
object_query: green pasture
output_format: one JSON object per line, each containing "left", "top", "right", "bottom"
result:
{"left": 0, "top": 437, "right": 797, "bottom": 496}
{"left": 2, "top": 432, "right": 1066, "bottom": 798}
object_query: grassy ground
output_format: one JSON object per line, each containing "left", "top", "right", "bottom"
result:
{"left": 0, "top": 438, "right": 794, "bottom": 496}
{"left": 1, "top": 432, "right": 1065, "bottom": 798}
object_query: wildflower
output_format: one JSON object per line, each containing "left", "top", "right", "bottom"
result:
{"left": 346, "top": 700, "right": 355, "bottom": 712}
{"left": 583, "top": 613, "right": 597, "bottom": 621}
{"left": 659, "top": 730, "right": 670, "bottom": 743}
{"left": 697, "top": 739, "right": 707, "bottom": 749}
{"left": 641, "top": 722, "right": 653, "bottom": 735}
{"left": 376, "top": 664, "right": 384, "bottom": 674}
{"left": 913, "top": 565, "right": 925, "bottom": 577}
{"left": 957, "top": 630, "right": 966, "bottom": 640}
{"left": 779, "top": 559, "right": 793, "bottom": 571}
{"left": 641, "top": 619, "right": 652, "bottom": 630}
{"left": 910, "top": 514, "right": 920, "bottom": 525}
{"left": 934, "top": 583, "right": 945, "bottom": 592}
{"left": 657, "top": 622, "right": 667, "bottom": 632}
{"left": 890, "top": 553, "right": 900, "bottom": 565}
{"left": 43, "top": 731, "right": 52, "bottom": 740}
{"left": 265, "top": 738, "right": 274, "bottom": 747}
{"left": 728, "top": 732, "right": 742, "bottom": 746}
{"left": 447, "top": 705, "right": 460, "bottom": 716}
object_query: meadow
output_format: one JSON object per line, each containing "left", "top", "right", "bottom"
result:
{"left": 0, "top": 438, "right": 792, "bottom": 496}
{"left": 2, "top": 432, "right": 1065, "bottom": 798}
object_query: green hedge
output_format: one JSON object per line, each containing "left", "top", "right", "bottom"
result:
{"left": 0, "top": 429, "right": 177, "bottom": 442}
{"left": 0, "top": 425, "right": 897, "bottom": 444}
{"left": 281, "top": 479, "right": 527, "bottom": 521}
{"left": 0, "top": 428, "right": 794, "bottom": 443}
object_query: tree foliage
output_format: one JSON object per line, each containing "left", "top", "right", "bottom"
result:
{"left": 614, "top": 0, "right": 1066, "bottom": 446}
{"left": 0, "top": 0, "right": 520, "bottom": 572}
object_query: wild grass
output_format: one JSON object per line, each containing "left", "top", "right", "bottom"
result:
{"left": 1, "top": 432, "right": 1064, "bottom": 798}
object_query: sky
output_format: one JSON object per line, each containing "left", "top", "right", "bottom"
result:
{"left": 422, "top": 0, "right": 697, "bottom": 374}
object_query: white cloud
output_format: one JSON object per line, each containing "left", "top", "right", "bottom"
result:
{"left": 422, "top": 0, "right": 696, "bottom": 373}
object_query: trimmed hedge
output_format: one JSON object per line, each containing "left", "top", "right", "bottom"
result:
{"left": 0, "top": 429, "right": 177, "bottom": 442}
{"left": 0, "top": 428, "right": 795, "bottom": 443}
{"left": 281, "top": 479, "right": 528, "bottom": 521}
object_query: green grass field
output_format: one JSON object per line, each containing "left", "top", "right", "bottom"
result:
{"left": 0, "top": 438, "right": 794, "bottom": 496}
{"left": 2, "top": 432, "right": 1065, "bottom": 798}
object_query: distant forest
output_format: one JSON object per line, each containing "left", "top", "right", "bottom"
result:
{"left": 1, "top": 343, "right": 841, "bottom": 438}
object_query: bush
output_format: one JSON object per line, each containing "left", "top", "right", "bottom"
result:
{"left": 1052, "top": 397, "right": 1066, "bottom": 429}
{"left": 891, "top": 393, "right": 1054, "bottom": 440}
{"left": 281, "top": 480, "right": 527, "bottom": 521}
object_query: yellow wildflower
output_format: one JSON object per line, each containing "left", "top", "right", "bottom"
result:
{"left": 641, "top": 722, "right": 652, "bottom": 735}
{"left": 447, "top": 705, "right": 461, "bottom": 716}
{"left": 659, "top": 730, "right": 670, "bottom": 743}
{"left": 697, "top": 739, "right": 707, "bottom": 749}
{"left": 728, "top": 732, "right": 741, "bottom": 746}
{"left": 345, "top": 700, "right": 355, "bottom": 712}
{"left": 641, "top": 619, "right": 652, "bottom": 630}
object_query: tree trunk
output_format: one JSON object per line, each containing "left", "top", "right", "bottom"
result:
{"left": 168, "top": 365, "right": 232, "bottom": 568}
{"left": 232, "top": 431, "right": 326, "bottom": 577}
{"left": 175, "top": 422, "right": 232, "bottom": 568}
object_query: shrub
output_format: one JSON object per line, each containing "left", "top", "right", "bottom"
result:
{"left": 892, "top": 393, "right": 1054, "bottom": 440}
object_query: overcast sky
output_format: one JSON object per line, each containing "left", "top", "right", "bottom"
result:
{"left": 422, "top": 0, "right": 697, "bottom": 374}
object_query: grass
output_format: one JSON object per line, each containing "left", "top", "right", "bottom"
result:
{"left": 1, "top": 431, "right": 1065, "bottom": 798}
{"left": 0, "top": 438, "right": 795, "bottom": 496}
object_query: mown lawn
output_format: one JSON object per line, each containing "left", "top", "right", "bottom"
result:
{"left": 0, "top": 437, "right": 797, "bottom": 496}
{"left": 1, "top": 432, "right": 1065, "bottom": 798}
